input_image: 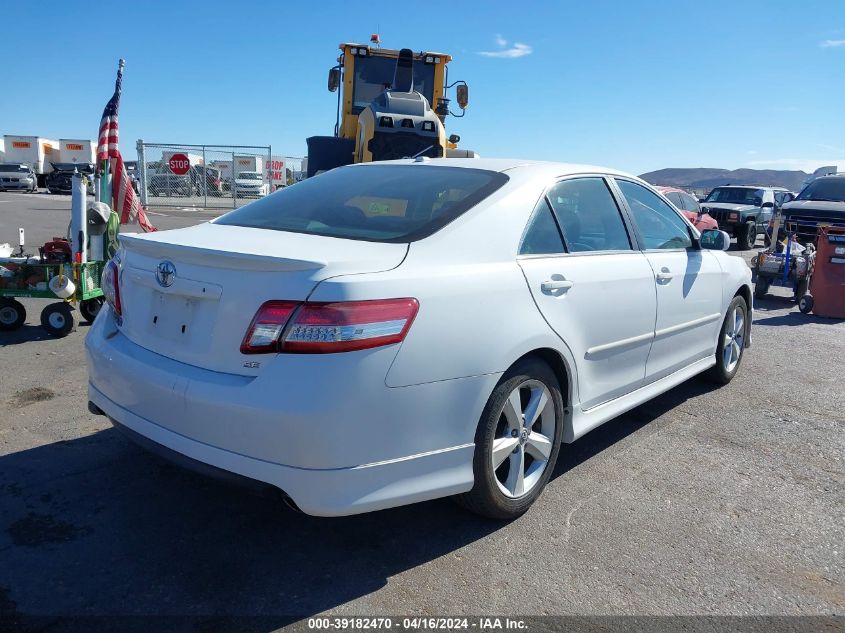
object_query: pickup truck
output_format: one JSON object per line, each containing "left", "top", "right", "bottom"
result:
{"left": 772, "top": 174, "right": 845, "bottom": 245}
{"left": 701, "top": 186, "right": 795, "bottom": 250}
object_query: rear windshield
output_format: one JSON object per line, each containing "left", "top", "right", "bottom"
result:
{"left": 214, "top": 165, "right": 508, "bottom": 242}
{"left": 705, "top": 187, "right": 764, "bottom": 205}
{"left": 0, "top": 164, "right": 29, "bottom": 173}
{"left": 796, "top": 177, "right": 845, "bottom": 202}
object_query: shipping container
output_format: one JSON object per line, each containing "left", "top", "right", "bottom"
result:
{"left": 2, "top": 136, "right": 60, "bottom": 184}
{"left": 59, "top": 139, "right": 96, "bottom": 165}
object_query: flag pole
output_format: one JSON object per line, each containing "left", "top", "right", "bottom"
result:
{"left": 105, "top": 59, "right": 125, "bottom": 207}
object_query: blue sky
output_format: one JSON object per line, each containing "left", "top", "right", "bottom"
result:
{"left": 2, "top": 0, "right": 844, "bottom": 175}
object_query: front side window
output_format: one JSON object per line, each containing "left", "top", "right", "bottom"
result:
{"left": 545, "top": 178, "right": 632, "bottom": 252}
{"left": 215, "top": 165, "right": 508, "bottom": 242}
{"left": 519, "top": 200, "right": 565, "bottom": 255}
{"left": 617, "top": 180, "right": 693, "bottom": 250}
{"left": 351, "top": 56, "right": 436, "bottom": 113}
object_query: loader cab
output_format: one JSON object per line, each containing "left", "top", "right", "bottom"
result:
{"left": 335, "top": 43, "right": 449, "bottom": 140}
{"left": 307, "top": 42, "right": 469, "bottom": 178}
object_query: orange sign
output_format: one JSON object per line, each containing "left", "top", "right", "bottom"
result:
{"left": 66, "top": 143, "right": 84, "bottom": 150}
{"left": 12, "top": 141, "right": 31, "bottom": 149}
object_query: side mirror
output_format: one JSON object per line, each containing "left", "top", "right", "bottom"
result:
{"left": 456, "top": 83, "right": 469, "bottom": 109}
{"left": 448, "top": 134, "right": 461, "bottom": 145}
{"left": 328, "top": 68, "right": 341, "bottom": 93}
{"left": 761, "top": 201, "right": 774, "bottom": 208}
{"left": 700, "top": 229, "right": 730, "bottom": 251}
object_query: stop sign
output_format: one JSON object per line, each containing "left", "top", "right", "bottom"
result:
{"left": 168, "top": 153, "right": 191, "bottom": 175}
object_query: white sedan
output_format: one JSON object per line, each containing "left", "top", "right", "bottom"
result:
{"left": 86, "top": 158, "right": 752, "bottom": 519}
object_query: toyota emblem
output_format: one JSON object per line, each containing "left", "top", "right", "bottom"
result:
{"left": 156, "top": 261, "right": 176, "bottom": 288}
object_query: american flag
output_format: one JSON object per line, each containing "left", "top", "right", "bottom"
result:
{"left": 97, "top": 61, "right": 155, "bottom": 232}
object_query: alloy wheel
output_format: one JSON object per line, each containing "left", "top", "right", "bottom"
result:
{"left": 491, "top": 380, "right": 556, "bottom": 498}
{"left": 722, "top": 306, "right": 745, "bottom": 373}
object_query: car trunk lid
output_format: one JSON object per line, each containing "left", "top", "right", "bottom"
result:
{"left": 116, "top": 222, "right": 408, "bottom": 375}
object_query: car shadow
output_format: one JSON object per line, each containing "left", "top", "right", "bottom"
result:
{"left": 0, "top": 426, "right": 501, "bottom": 625}
{"left": 0, "top": 376, "right": 720, "bottom": 626}
{"left": 0, "top": 324, "right": 52, "bottom": 345}
{"left": 551, "top": 376, "right": 717, "bottom": 480}
{"left": 754, "top": 312, "right": 844, "bottom": 327}
{"left": 0, "top": 323, "right": 91, "bottom": 346}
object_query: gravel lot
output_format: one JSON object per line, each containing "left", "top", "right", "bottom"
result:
{"left": 1, "top": 190, "right": 843, "bottom": 625}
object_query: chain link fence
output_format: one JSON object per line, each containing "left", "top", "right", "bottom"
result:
{"left": 136, "top": 141, "right": 304, "bottom": 210}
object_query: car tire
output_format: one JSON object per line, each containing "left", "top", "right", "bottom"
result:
{"left": 798, "top": 294, "right": 814, "bottom": 314}
{"left": 79, "top": 297, "right": 104, "bottom": 324}
{"left": 707, "top": 295, "right": 748, "bottom": 385}
{"left": 737, "top": 221, "right": 757, "bottom": 250}
{"left": 455, "top": 357, "right": 564, "bottom": 520}
{"left": 40, "top": 302, "right": 75, "bottom": 337}
{"left": 0, "top": 298, "right": 27, "bottom": 331}
{"left": 754, "top": 279, "right": 770, "bottom": 300}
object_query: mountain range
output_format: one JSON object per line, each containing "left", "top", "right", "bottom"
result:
{"left": 639, "top": 168, "right": 809, "bottom": 192}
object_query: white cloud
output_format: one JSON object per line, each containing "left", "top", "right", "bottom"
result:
{"left": 478, "top": 41, "right": 533, "bottom": 59}
{"left": 495, "top": 34, "right": 508, "bottom": 47}
{"left": 820, "top": 39, "right": 845, "bottom": 48}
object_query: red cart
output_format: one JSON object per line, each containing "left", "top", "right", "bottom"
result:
{"left": 799, "top": 226, "right": 845, "bottom": 318}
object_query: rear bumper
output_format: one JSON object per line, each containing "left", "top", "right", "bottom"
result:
{"left": 85, "top": 308, "right": 489, "bottom": 516}
{"left": 90, "top": 383, "right": 473, "bottom": 516}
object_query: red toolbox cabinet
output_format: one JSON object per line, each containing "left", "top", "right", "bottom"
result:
{"left": 809, "top": 226, "right": 845, "bottom": 318}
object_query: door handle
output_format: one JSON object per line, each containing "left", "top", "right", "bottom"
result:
{"left": 656, "top": 267, "right": 674, "bottom": 282}
{"left": 541, "top": 279, "right": 574, "bottom": 292}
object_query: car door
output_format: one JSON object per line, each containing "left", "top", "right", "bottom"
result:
{"left": 614, "top": 178, "right": 724, "bottom": 382}
{"left": 517, "top": 176, "right": 657, "bottom": 410}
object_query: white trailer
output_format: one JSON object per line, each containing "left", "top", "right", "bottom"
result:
{"left": 59, "top": 139, "right": 96, "bottom": 165}
{"left": 209, "top": 160, "right": 233, "bottom": 179}
{"left": 233, "top": 155, "right": 264, "bottom": 176}
{"left": 2, "top": 135, "right": 60, "bottom": 184}
{"left": 0, "top": 138, "right": 5, "bottom": 162}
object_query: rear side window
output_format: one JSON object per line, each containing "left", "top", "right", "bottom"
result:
{"left": 519, "top": 201, "right": 565, "bottom": 255}
{"left": 215, "top": 165, "right": 508, "bottom": 242}
{"left": 680, "top": 192, "right": 700, "bottom": 213}
{"left": 546, "top": 178, "right": 632, "bottom": 252}
{"left": 617, "top": 179, "right": 693, "bottom": 250}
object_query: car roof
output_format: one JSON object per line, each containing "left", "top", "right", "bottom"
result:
{"left": 654, "top": 186, "right": 692, "bottom": 195}
{"left": 712, "top": 184, "right": 788, "bottom": 191}
{"left": 349, "top": 157, "right": 638, "bottom": 180}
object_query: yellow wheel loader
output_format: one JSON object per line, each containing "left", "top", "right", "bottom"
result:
{"left": 306, "top": 38, "right": 473, "bottom": 177}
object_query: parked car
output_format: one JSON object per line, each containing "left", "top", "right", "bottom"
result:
{"left": 148, "top": 171, "right": 192, "bottom": 197}
{"left": 655, "top": 186, "right": 719, "bottom": 232}
{"left": 0, "top": 163, "right": 37, "bottom": 192}
{"left": 45, "top": 163, "right": 96, "bottom": 195}
{"left": 770, "top": 174, "right": 845, "bottom": 245}
{"left": 233, "top": 171, "right": 269, "bottom": 198}
{"left": 86, "top": 159, "right": 752, "bottom": 519}
{"left": 192, "top": 165, "right": 223, "bottom": 196}
{"left": 701, "top": 186, "right": 794, "bottom": 250}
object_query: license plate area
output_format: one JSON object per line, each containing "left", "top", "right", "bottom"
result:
{"left": 150, "top": 291, "right": 197, "bottom": 343}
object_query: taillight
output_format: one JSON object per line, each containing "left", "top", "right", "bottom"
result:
{"left": 240, "top": 300, "right": 299, "bottom": 354}
{"left": 240, "top": 298, "right": 419, "bottom": 354}
{"left": 102, "top": 260, "right": 121, "bottom": 316}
